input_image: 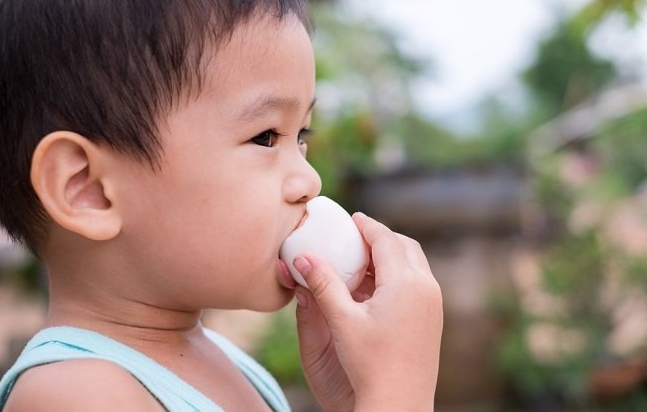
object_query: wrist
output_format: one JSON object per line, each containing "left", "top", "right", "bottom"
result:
{"left": 352, "top": 379, "right": 435, "bottom": 412}
{"left": 355, "top": 404, "right": 434, "bottom": 412}
{"left": 354, "top": 396, "right": 434, "bottom": 412}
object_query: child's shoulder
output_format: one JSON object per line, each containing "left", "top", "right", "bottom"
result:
{"left": 4, "top": 358, "right": 165, "bottom": 411}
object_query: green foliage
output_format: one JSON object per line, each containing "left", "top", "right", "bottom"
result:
{"left": 626, "top": 256, "right": 647, "bottom": 288}
{"left": 306, "top": 3, "right": 430, "bottom": 198}
{"left": 308, "top": 2, "right": 532, "bottom": 198}
{"left": 307, "top": 2, "right": 540, "bottom": 200}
{"left": 496, "top": 309, "right": 596, "bottom": 407}
{"left": 468, "top": 97, "right": 535, "bottom": 166}
{"left": 496, "top": 233, "right": 611, "bottom": 408}
{"left": 523, "top": 22, "right": 615, "bottom": 114}
{"left": 573, "top": 0, "right": 647, "bottom": 34}
{"left": 599, "top": 391, "right": 647, "bottom": 412}
{"left": 541, "top": 231, "right": 604, "bottom": 301}
{"left": 594, "top": 108, "right": 647, "bottom": 195}
{"left": 396, "top": 113, "right": 465, "bottom": 167}
{"left": 500, "top": 104, "right": 647, "bottom": 411}
{"left": 312, "top": 3, "right": 428, "bottom": 85}
{"left": 501, "top": 47, "right": 646, "bottom": 408}
{"left": 397, "top": 100, "right": 530, "bottom": 169}
{"left": 500, "top": 114, "right": 647, "bottom": 407}
{"left": 308, "top": 110, "right": 379, "bottom": 199}
{"left": 533, "top": 162, "right": 575, "bottom": 221}
{"left": 0, "top": 253, "right": 43, "bottom": 296}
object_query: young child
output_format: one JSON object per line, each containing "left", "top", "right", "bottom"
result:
{"left": 0, "top": 0, "right": 443, "bottom": 411}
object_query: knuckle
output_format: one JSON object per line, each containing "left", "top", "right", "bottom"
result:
{"left": 306, "top": 272, "right": 332, "bottom": 297}
{"left": 409, "top": 238, "right": 422, "bottom": 249}
{"left": 415, "top": 277, "right": 443, "bottom": 311}
{"left": 408, "top": 268, "right": 441, "bottom": 294}
{"left": 429, "top": 277, "right": 442, "bottom": 298}
{"left": 396, "top": 233, "right": 421, "bottom": 249}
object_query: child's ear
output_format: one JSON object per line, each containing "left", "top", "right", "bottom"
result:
{"left": 30, "top": 131, "right": 122, "bottom": 241}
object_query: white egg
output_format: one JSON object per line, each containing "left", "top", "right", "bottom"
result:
{"left": 280, "top": 196, "right": 368, "bottom": 291}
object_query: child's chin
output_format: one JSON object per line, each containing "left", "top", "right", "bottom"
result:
{"left": 250, "top": 290, "right": 295, "bottom": 313}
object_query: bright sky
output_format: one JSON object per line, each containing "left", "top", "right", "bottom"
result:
{"left": 349, "top": 0, "right": 646, "bottom": 126}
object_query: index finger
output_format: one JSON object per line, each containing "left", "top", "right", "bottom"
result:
{"left": 352, "top": 212, "right": 409, "bottom": 281}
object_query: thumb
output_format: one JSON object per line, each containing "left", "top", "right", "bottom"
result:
{"left": 295, "top": 286, "right": 330, "bottom": 360}
{"left": 293, "top": 254, "right": 355, "bottom": 321}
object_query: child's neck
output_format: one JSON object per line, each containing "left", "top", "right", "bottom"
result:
{"left": 45, "top": 291, "right": 205, "bottom": 349}
{"left": 44, "top": 271, "right": 204, "bottom": 348}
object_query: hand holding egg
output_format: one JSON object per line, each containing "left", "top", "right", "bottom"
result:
{"left": 292, "top": 211, "right": 443, "bottom": 412}
{"left": 280, "top": 196, "right": 368, "bottom": 291}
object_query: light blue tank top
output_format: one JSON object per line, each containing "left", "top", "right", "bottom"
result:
{"left": 0, "top": 326, "right": 291, "bottom": 412}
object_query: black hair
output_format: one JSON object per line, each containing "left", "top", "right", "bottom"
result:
{"left": 0, "top": 0, "right": 309, "bottom": 252}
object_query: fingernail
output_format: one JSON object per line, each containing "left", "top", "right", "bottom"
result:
{"left": 295, "top": 290, "right": 308, "bottom": 308}
{"left": 293, "top": 255, "right": 312, "bottom": 276}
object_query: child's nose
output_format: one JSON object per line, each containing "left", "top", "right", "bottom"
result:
{"left": 283, "top": 155, "right": 322, "bottom": 204}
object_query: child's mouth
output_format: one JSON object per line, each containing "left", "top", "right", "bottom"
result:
{"left": 277, "top": 209, "right": 310, "bottom": 289}
{"left": 278, "top": 257, "right": 296, "bottom": 289}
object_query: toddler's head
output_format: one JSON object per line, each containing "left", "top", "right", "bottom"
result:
{"left": 0, "top": 0, "right": 310, "bottom": 253}
{"left": 1, "top": 0, "right": 321, "bottom": 312}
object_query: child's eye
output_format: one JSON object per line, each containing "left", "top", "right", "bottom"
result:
{"left": 298, "top": 128, "right": 313, "bottom": 146}
{"left": 251, "top": 129, "right": 280, "bottom": 147}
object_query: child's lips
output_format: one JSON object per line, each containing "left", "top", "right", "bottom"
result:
{"left": 278, "top": 257, "right": 297, "bottom": 289}
{"left": 278, "top": 210, "right": 308, "bottom": 290}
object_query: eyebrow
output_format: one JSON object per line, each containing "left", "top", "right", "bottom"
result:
{"left": 237, "top": 95, "right": 317, "bottom": 122}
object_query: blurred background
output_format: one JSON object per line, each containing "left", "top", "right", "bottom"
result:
{"left": 1, "top": 0, "right": 647, "bottom": 410}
